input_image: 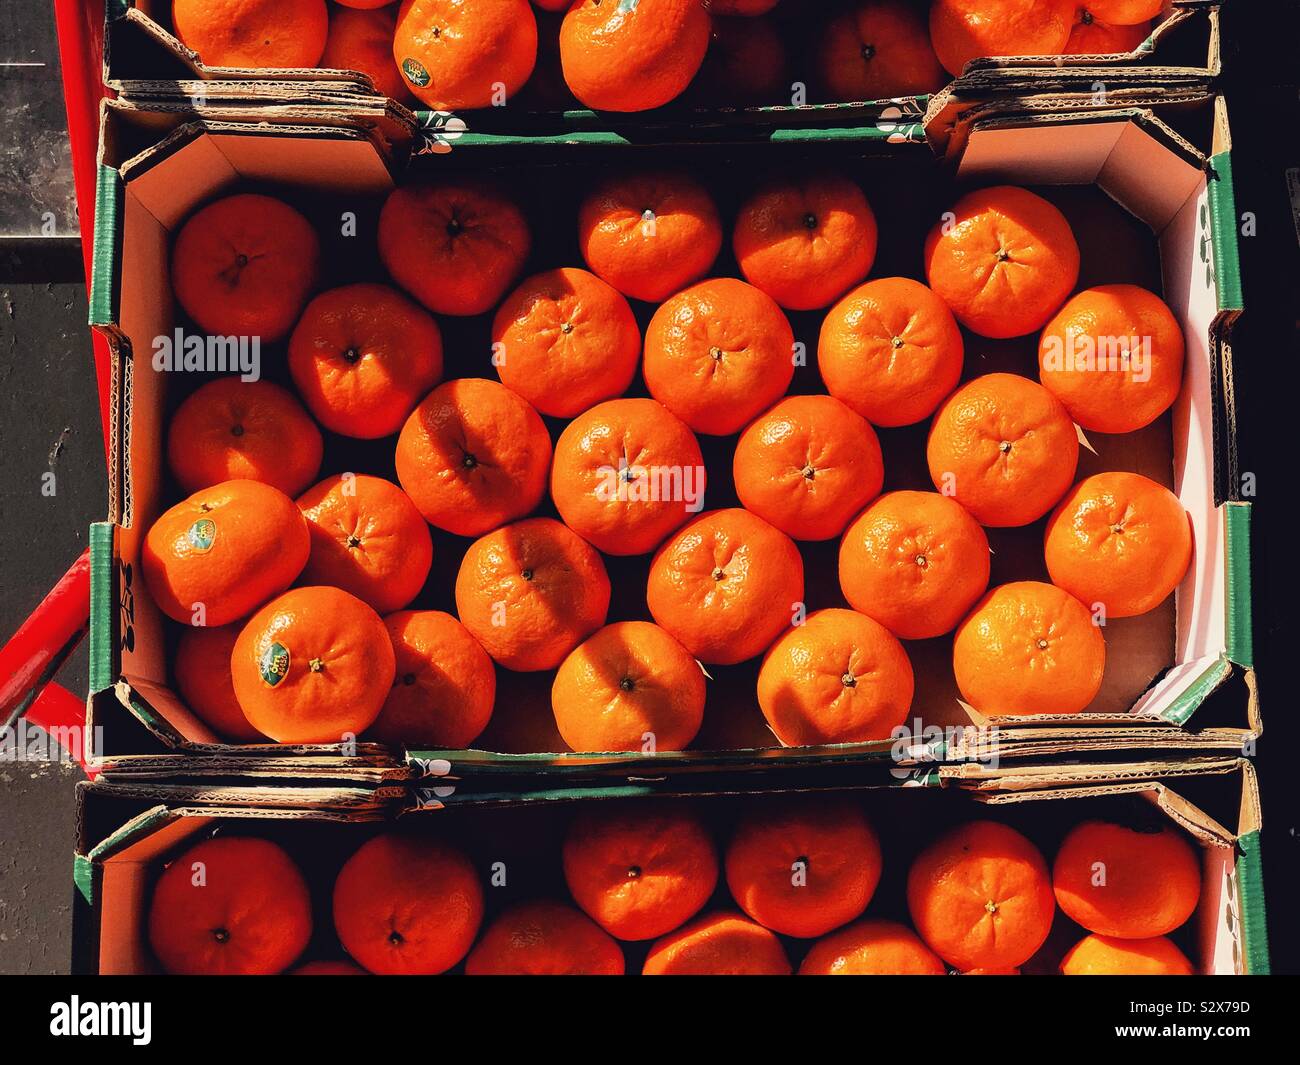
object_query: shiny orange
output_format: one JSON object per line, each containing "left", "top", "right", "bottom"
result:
{"left": 322, "top": 4, "right": 413, "bottom": 100}
{"left": 173, "top": 624, "right": 266, "bottom": 742}
{"left": 818, "top": 1, "right": 946, "bottom": 100}
{"left": 1061, "top": 934, "right": 1194, "bottom": 975}
{"left": 172, "top": 0, "right": 328, "bottom": 68}
{"left": 799, "top": 919, "right": 947, "bottom": 975}
{"left": 642, "top": 911, "right": 792, "bottom": 975}
{"left": 455, "top": 517, "right": 611, "bottom": 671}
{"left": 929, "top": 0, "right": 1074, "bottom": 76}
{"left": 1082, "top": 0, "right": 1161, "bottom": 23}
{"left": 465, "top": 901, "right": 625, "bottom": 975}
{"left": 1065, "top": 10, "right": 1150, "bottom": 53}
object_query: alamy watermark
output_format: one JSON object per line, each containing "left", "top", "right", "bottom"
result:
{"left": 152, "top": 329, "right": 260, "bottom": 382}
{"left": 594, "top": 461, "right": 706, "bottom": 513}
{"left": 1041, "top": 329, "right": 1152, "bottom": 383}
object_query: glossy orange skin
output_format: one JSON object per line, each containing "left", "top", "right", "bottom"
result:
{"left": 291, "top": 959, "right": 370, "bottom": 974}
{"left": 455, "top": 517, "right": 611, "bottom": 671}
{"left": 733, "top": 173, "right": 878, "bottom": 311}
{"left": 819, "top": 1, "right": 946, "bottom": 100}
{"left": 465, "top": 900, "right": 626, "bottom": 974}
{"left": 642, "top": 911, "right": 792, "bottom": 975}
{"left": 231, "top": 586, "right": 396, "bottom": 742}
{"left": 1061, "top": 933, "right": 1194, "bottom": 975}
{"left": 395, "top": 378, "right": 552, "bottom": 537}
{"left": 818, "top": 276, "right": 964, "bottom": 427}
{"left": 288, "top": 283, "right": 443, "bottom": 439}
{"left": 926, "top": 373, "right": 1079, "bottom": 528}
{"left": 337, "top": 0, "right": 400, "bottom": 9}
{"left": 1053, "top": 821, "right": 1201, "bottom": 939}
{"left": 643, "top": 278, "right": 795, "bottom": 435}
{"left": 1064, "top": 12, "right": 1150, "bottom": 53}
{"left": 562, "top": 803, "right": 719, "bottom": 941}
{"left": 697, "top": 15, "right": 788, "bottom": 105}
{"left": 733, "top": 394, "right": 884, "bottom": 541}
{"left": 296, "top": 474, "right": 433, "bottom": 614}
{"left": 552, "top": 621, "right": 706, "bottom": 752}
{"left": 726, "top": 798, "right": 883, "bottom": 938}
{"left": 924, "top": 185, "right": 1079, "bottom": 338}
{"left": 393, "top": 0, "right": 538, "bottom": 110}
{"left": 148, "top": 837, "right": 312, "bottom": 975}
{"left": 1045, "top": 472, "right": 1192, "bottom": 619}
{"left": 953, "top": 581, "right": 1106, "bottom": 716}
{"left": 172, "top": 0, "right": 328, "bottom": 68}
{"left": 322, "top": 4, "right": 414, "bottom": 100}
{"left": 333, "top": 833, "right": 483, "bottom": 974}
{"left": 1038, "top": 284, "right": 1184, "bottom": 433}
{"left": 929, "top": 0, "right": 1074, "bottom": 76}
{"left": 840, "top": 491, "right": 990, "bottom": 640}
{"left": 559, "top": 0, "right": 711, "bottom": 112}
{"left": 799, "top": 919, "right": 947, "bottom": 975}
{"left": 492, "top": 267, "right": 641, "bottom": 417}
{"left": 577, "top": 171, "right": 722, "bottom": 303}
{"left": 171, "top": 193, "right": 320, "bottom": 341}
{"left": 907, "top": 821, "right": 1055, "bottom": 972}
{"left": 368, "top": 610, "right": 496, "bottom": 749}
{"left": 142, "top": 479, "right": 310, "bottom": 626}
{"left": 757, "top": 608, "right": 914, "bottom": 746}
{"left": 379, "top": 183, "right": 531, "bottom": 316}
{"left": 550, "top": 398, "right": 707, "bottom": 556}
{"left": 166, "top": 378, "right": 323, "bottom": 496}
{"left": 1082, "top": 0, "right": 1161, "bottom": 24}
{"left": 173, "top": 624, "right": 266, "bottom": 742}
{"left": 646, "top": 508, "right": 804, "bottom": 665}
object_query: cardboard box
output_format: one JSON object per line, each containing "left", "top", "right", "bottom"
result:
{"left": 71, "top": 757, "right": 1269, "bottom": 974}
{"left": 86, "top": 96, "right": 1255, "bottom": 783}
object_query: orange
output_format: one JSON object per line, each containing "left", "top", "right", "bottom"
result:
{"left": 368, "top": 610, "right": 496, "bottom": 749}
{"left": 839, "top": 491, "right": 990, "bottom": 640}
{"left": 338, "top": 0, "right": 402, "bottom": 8}
{"left": 642, "top": 911, "right": 792, "bottom": 975}
{"left": 643, "top": 278, "right": 795, "bottom": 435}
{"left": 322, "top": 4, "right": 414, "bottom": 101}
{"left": 172, "top": 0, "right": 328, "bottom": 68}
{"left": 231, "top": 585, "right": 396, "bottom": 742}
{"left": 291, "top": 960, "right": 370, "bottom": 975}
{"left": 491, "top": 267, "right": 641, "bottom": 417}
{"left": 726, "top": 798, "right": 883, "bottom": 938}
{"left": 148, "top": 837, "right": 311, "bottom": 975}
{"left": 562, "top": 803, "right": 718, "bottom": 941}
{"left": 929, "top": 0, "right": 1074, "bottom": 76}
{"left": 393, "top": 0, "right": 538, "bottom": 110}
{"left": 1044, "top": 472, "right": 1192, "bottom": 619}
{"left": 455, "top": 517, "right": 611, "bottom": 671}
{"left": 733, "top": 394, "right": 884, "bottom": 541}
{"left": 296, "top": 474, "right": 433, "bottom": 614}
{"left": 799, "top": 919, "right": 947, "bottom": 975}
{"left": 171, "top": 193, "right": 321, "bottom": 342}
{"left": 696, "top": 15, "right": 788, "bottom": 105}
{"left": 1064, "top": 10, "right": 1150, "bottom": 53}
{"left": 1037, "top": 284, "right": 1184, "bottom": 433}
{"left": 395, "top": 378, "right": 552, "bottom": 537}
{"left": 708, "top": 0, "right": 779, "bottom": 13}
{"left": 733, "top": 173, "right": 878, "bottom": 311}
{"left": 552, "top": 621, "right": 706, "bottom": 752}
{"left": 142, "top": 479, "right": 310, "bottom": 626}
{"left": 907, "top": 821, "right": 1055, "bottom": 971}
{"left": 550, "top": 398, "right": 706, "bottom": 556}
{"left": 924, "top": 185, "right": 1079, "bottom": 338}
{"left": 818, "top": 276, "right": 964, "bottom": 427}
{"left": 1082, "top": 0, "right": 1161, "bottom": 24}
{"left": 288, "top": 283, "right": 443, "bottom": 439}
{"left": 577, "top": 171, "right": 722, "bottom": 303}
{"left": 166, "top": 378, "right": 323, "bottom": 496}
{"left": 646, "top": 508, "right": 803, "bottom": 665}
{"left": 465, "top": 900, "right": 625, "bottom": 975}
{"left": 333, "top": 833, "right": 483, "bottom": 974}
{"left": 1053, "top": 821, "right": 1201, "bottom": 939}
{"left": 818, "top": 1, "right": 946, "bottom": 100}
{"left": 926, "top": 373, "right": 1079, "bottom": 527}
{"left": 953, "top": 581, "right": 1106, "bottom": 716}
{"left": 1061, "top": 933, "right": 1194, "bottom": 975}
{"left": 379, "top": 182, "right": 531, "bottom": 316}
{"left": 559, "top": 0, "right": 711, "bottom": 112}
{"left": 756, "top": 607, "right": 914, "bottom": 746}
{"left": 173, "top": 624, "right": 266, "bottom": 742}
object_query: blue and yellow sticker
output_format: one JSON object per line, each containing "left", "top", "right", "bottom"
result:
{"left": 186, "top": 518, "right": 216, "bottom": 552}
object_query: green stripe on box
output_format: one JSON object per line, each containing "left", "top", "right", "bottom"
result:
{"left": 88, "top": 522, "right": 117, "bottom": 695}
{"left": 73, "top": 853, "right": 96, "bottom": 906}
{"left": 1225, "top": 503, "right": 1254, "bottom": 668}
{"left": 1208, "top": 150, "right": 1244, "bottom": 313}
{"left": 1160, "top": 655, "right": 1232, "bottom": 725}
{"left": 89, "top": 165, "right": 123, "bottom": 328}
{"left": 1235, "top": 829, "right": 1270, "bottom": 975}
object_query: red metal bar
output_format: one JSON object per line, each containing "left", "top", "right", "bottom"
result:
{"left": 20, "top": 682, "right": 96, "bottom": 776}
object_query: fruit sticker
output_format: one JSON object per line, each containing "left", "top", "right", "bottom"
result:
{"left": 401, "top": 58, "right": 431, "bottom": 87}
{"left": 185, "top": 517, "right": 216, "bottom": 552}
{"left": 259, "top": 641, "right": 291, "bottom": 688}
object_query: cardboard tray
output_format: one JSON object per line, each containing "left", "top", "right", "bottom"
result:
{"left": 70, "top": 756, "right": 1269, "bottom": 975}
{"left": 84, "top": 94, "right": 1255, "bottom": 781}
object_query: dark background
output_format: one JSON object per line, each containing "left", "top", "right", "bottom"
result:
{"left": 0, "top": 0, "right": 1296, "bottom": 975}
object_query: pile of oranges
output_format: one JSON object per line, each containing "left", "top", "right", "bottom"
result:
{"left": 145, "top": 153, "right": 1193, "bottom": 751}
{"left": 145, "top": 800, "right": 1203, "bottom": 975}
{"left": 165, "top": 0, "right": 1163, "bottom": 112}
